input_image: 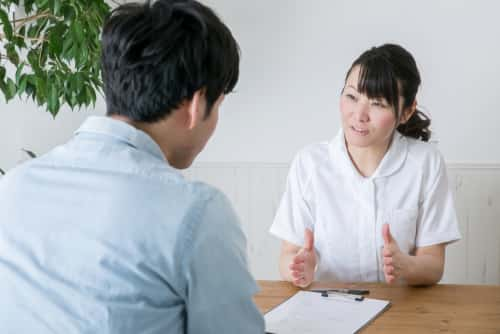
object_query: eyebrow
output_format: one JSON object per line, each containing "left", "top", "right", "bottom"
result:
{"left": 345, "top": 84, "right": 358, "bottom": 91}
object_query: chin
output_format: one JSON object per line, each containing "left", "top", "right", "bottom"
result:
{"left": 345, "top": 132, "right": 375, "bottom": 148}
{"left": 168, "top": 153, "right": 196, "bottom": 170}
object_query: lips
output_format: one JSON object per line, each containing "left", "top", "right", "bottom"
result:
{"left": 351, "top": 126, "right": 369, "bottom": 136}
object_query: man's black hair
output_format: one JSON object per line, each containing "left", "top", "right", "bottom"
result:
{"left": 101, "top": 0, "right": 240, "bottom": 122}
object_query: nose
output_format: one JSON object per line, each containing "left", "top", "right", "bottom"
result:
{"left": 354, "top": 102, "right": 370, "bottom": 123}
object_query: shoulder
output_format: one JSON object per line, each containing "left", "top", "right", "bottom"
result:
{"left": 403, "top": 136, "right": 446, "bottom": 187}
{"left": 181, "top": 181, "right": 240, "bottom": 235}
{"left": 291, "top": 141, "right": 330, "bottom": 174}
{"left": 405, "top": 137, "right": 444, "bottom": 171}
{"left": 0, "top": 159, "right": 39, "bottom": 191}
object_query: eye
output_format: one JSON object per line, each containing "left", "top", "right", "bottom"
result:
{"left": 345, "top": 93, "right": 357, "bottom": 101}
{"left": 371, "top": 99, "right": 388, "bottom": 108}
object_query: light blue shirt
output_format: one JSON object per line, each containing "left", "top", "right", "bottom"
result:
{"left": 0, "top": 116, "right": 264, "bottom": 334}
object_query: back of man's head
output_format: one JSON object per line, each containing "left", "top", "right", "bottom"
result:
{"left": 101, "top": 0, "right": 240, "bottom": 122}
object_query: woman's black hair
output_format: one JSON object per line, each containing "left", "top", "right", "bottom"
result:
{"left": 344, "top": 44, "right": 431, "bottom": 141}
{"left": 100, "top": 0, "right": 240, "bottom": 122}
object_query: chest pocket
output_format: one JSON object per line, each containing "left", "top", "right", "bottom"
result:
{"left": 378, "top": 208, "right": 418, "bottom": 254}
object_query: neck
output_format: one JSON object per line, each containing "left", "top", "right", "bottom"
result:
{"left": 345, "top": 136, "right": 393, "bottom": 177}
{"left": 109, "top": 114, "right": 194, "bottom": 169}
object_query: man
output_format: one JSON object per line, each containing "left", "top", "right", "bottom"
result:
{"left": 0, "top": 1, "right": 265, "bottom": 333}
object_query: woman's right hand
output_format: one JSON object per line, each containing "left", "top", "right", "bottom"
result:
{"left": 289, "top": 229, "right": 317, "bottom": 288}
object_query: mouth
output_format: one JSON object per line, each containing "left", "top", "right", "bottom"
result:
{"left": 350, "top": 126, "right": 369, "bottom": 136}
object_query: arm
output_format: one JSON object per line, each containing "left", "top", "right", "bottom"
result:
{"left": 184, "top": 192, "right": 264, "bottom": 334}
{"left": 405, "top": 244, "right": 445, "bottom": 285}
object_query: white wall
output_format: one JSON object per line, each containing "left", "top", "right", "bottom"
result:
{"left": 198, "top": 0, "right": 500, "bottom": 163}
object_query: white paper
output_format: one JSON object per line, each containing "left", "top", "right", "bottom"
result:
{"left": 265, "top": 291, "right": 390, "bottom": 334}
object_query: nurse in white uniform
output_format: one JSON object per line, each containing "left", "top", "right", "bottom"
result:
{"left": 270, "top": 44, "right": 461, "bottom": 287}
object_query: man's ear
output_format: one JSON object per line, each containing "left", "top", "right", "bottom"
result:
{"left": 400, "top": 100, "right": 417, "bottom": 124}
{"left": 185, "top": 89, "right": 205, "bottom": 130}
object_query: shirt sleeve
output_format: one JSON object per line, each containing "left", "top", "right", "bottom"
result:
{"left": 416, "top": 152, "right": 462, "bottom": 247}
{"left": 183, "top": 190, "right": 265, "bottom": 334}
{"left": 269, "top": 151, "right": 314, "bottom": 247}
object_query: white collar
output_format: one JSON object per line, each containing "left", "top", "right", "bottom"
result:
{"left": 328, "top": 128, "right": 408, "bottom": 180}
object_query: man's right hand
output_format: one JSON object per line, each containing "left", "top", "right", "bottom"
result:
{"left": 288, "top": 229, "right": 316, "bottom": 288}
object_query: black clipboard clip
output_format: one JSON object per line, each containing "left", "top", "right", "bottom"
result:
{"left": 310, "top": 289, "right": 368, "bottom": 301}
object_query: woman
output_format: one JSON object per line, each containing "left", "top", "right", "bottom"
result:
{"left": 270, "top": 44, "right": 461, "bottom": 287}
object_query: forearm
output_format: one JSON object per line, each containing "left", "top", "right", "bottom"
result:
{"left": 402, "top": 253, "right": 444, "bottom": 286}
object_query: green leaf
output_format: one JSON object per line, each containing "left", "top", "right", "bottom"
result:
{"left": 0, "top": 167, "right": 5, "bottom": 175}
{"left": 0, "top": 8, "right": 12, "bottom": 40}
{"left": 48, "top": 23, "right": 65, "bottom": 56}
{"left": 6, "top": 43, "right": 19, "bottom": 66}
{"left": 21, "top": 148, "right": 37, "bottom": 158}
{"left": 17, "top": 74, "right": 29, "bottom": 95}
{"left": 5, "top": 78, "right": 17, "bottom": 101}
{"left": 25, "top": 76, "right": 37, "bottom": 98}
{"left": 47, "top": 82, "right": 60, "bottom": 116}
{"left": 0, "top": 66, "right": 5, "bottom": 81}
{"left": 62, "top": 4, "right": 75, "bottom": 23}
{"left": 27, "top": 24, "right": 38, "bottom": 38}
{"left": 53, "top": 0, "right": 62, "bottom": 15}
{"left": 24, "top": 0, "right": 36, "bottom": 13}
{"left": 40, "top": 43, "right": 49, "bottom": 68}
{"left": 61, "top": 35, "right": 73, "bottom": 59}
{"left": 15, "top": 62, "right": 25, "bottom": 84}
{"left": 71, "top": 21, "right": 84, "bottom": 43}
{"left": 35, "top": 76, "right": 47, "bottom": 105}
{"left": 27, "top": 49, "right": 41, "bottom": 73}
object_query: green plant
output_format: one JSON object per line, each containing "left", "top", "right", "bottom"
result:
{"left": 0, "top": 0, "right": 111, "bottom": 116}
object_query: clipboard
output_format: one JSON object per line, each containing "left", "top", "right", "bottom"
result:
{"left": 264, "top": 290, "right": 391, "bottom": 334}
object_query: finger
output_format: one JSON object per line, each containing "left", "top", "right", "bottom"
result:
{"left": 383, "top": 247, "right": 393, "bottom": 257}
{"left": 385, "top": 274, "right": 396, "bottom": 284}
{"left": 383, "top": 257, "right": 393, "bottom": 266}
{"left": 292, "top": 253, "right": 306, "bottom": 264}
{"left": 295, "top": 277, "right": 310, "bottom": 288}
{"left": 382, "top": 223, "right": 392, "bottom": 244}
{"left": 289, "top": 263, "right": 305, "bottom": 271}
{"left": 384, "top": 265, "right": 394, "bottom": 275}
{"left": 291, "top": 270, "right": 303, "bottom": 279}
{"left": 293, "top": 277, "right": 306, "bottom": 287}
{"left": 304, "top": 228, "right": 314, "bottom": 251}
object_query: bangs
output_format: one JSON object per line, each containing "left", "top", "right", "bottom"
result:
{"left": 356, "top": 57, "right": 399, "bottom": 110}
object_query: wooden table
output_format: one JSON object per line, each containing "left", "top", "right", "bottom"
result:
{"left": 255, "top": 280, "right": 500, "bottom": 333}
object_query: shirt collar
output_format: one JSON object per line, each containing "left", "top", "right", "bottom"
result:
{"left": 75, "top": 116, "right": 167, "bottom": 163}
{"left": 329, "top": 128, "right": 408, "bottom": 180}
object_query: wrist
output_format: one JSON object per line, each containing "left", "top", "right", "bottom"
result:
{"left": 401, "top": 253, "right": 415, "bottom": 280}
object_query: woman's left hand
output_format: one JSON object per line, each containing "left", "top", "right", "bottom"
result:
{"left": 382, "top": 224, "right": 411, "bottom": 284}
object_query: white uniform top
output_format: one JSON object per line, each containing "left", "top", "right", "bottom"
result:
{"left": 270, "top": 129, "right": 461, "bottom": 282}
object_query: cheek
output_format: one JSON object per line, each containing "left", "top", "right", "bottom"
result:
{"left": 339, "top": 99, "right": 350, "bottom": 121}
{"left": 376, "top": 112, "right": 397, "bottom": 130}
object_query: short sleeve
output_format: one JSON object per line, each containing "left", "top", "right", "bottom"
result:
{"left": 269, "top": 152, "right": 314, "bottom": 247}
{"left": 182, "top": 190, "right": 265, "bottom": 334}
{"left": 416, "top": 153, "right": 461, "bottom": 247}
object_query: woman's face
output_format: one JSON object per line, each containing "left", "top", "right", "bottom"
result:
{"left": 340, "top": 65, "right": 399, "bottom": 151}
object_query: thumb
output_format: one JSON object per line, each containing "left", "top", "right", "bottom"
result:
{"left": 303, "top": 228, "right": 314, "bottom": 251}
{"left": 382, "top": 223, "right": 393, "bottom": 245}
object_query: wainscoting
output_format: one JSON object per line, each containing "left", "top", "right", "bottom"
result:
{"left": 184, "top": 163, "right": 500, "bottom": 284}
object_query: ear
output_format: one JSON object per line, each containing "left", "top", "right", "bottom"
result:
{"left": 185, "top": 89, "right": 205, "bottom": 130}
{"left": 400, "top": 100, "right": 417, "bottom": 124}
